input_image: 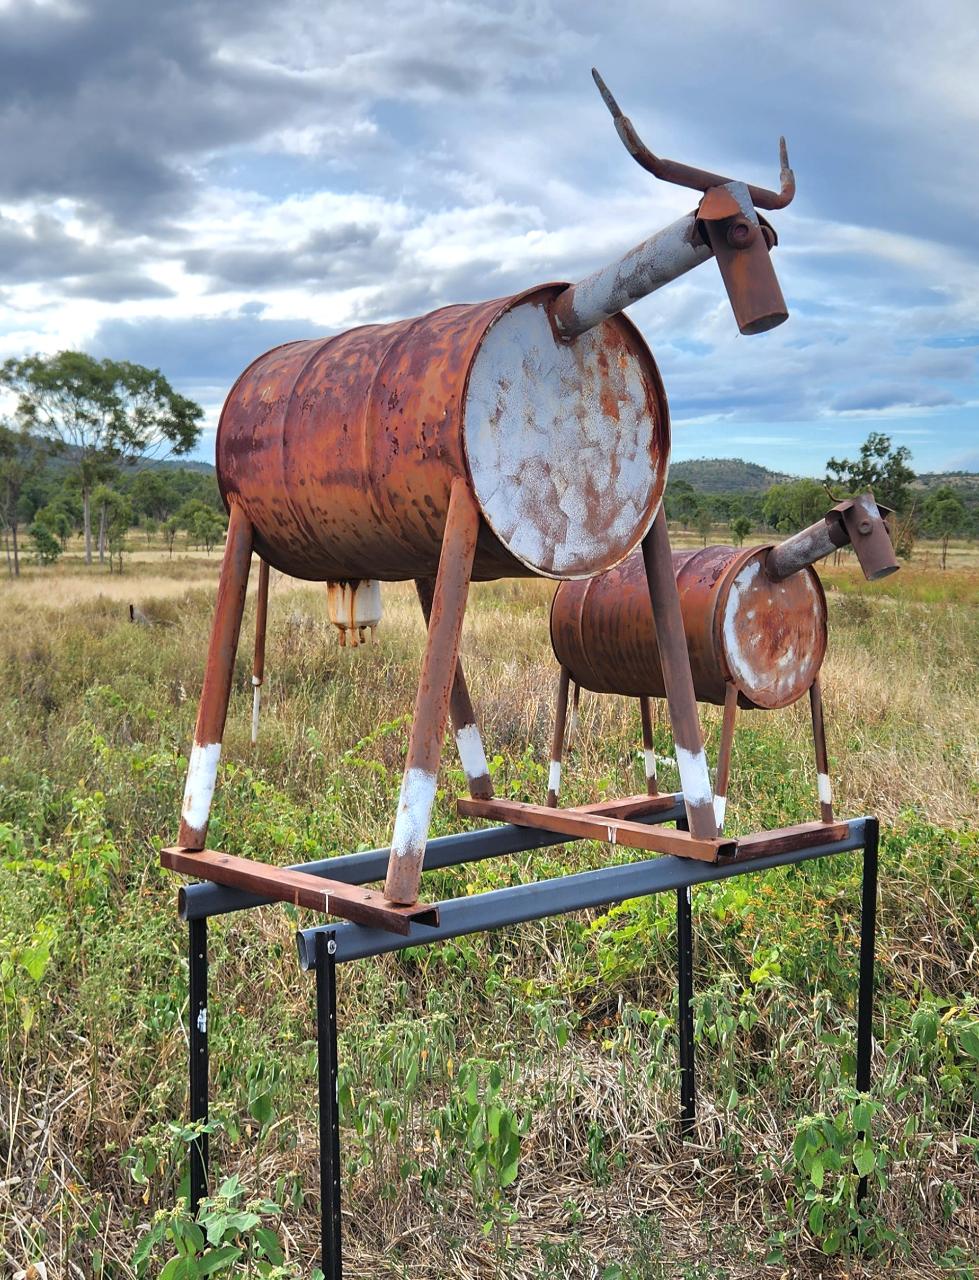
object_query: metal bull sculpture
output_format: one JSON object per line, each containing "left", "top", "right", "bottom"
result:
{"left": 547, "top": 495, "right": 898, "bottom": 827}
{"left": 163, "top": 70, "right": 803, "bottom": 930}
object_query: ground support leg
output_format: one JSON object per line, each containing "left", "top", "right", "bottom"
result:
{"left": 188, "top": 918, "right": 209, "bottom": 1214}
{"left": 677, "top": 884, "right": 695, "bottom": 1138}
{"left": 316, "top": 931, "right": 342, "bottom": 1278}
{"left": 856, "top": 818, "right": 879, "bottom": 1202}
{"left": 675, "top": 816, "right": 695, "bottom": 1137}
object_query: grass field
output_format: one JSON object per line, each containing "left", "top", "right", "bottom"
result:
{"left": 0, "top": 536, "right": 977, "bottom": 1278}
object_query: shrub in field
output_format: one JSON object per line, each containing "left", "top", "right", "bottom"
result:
{"left": 133, "top": 1175, "right": 296, "bottom": 1279}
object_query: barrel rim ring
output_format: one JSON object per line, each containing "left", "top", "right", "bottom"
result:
{"left": 714, "top": 545, "right": 828, "bottom": 710}
{"left": 459, "top": 282, "right": 671, "bottom": 581}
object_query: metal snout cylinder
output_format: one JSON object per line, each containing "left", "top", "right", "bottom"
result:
{"left": 550, "top": 544, "right": 827, "bottom": 710}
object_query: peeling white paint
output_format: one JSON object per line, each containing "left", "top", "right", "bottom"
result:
{"left": 713, "top": 794, "right": 727, "bottom": 831}
{"left": 818, "top": 773, "right": 833, "bottom": 806}
{"left": 548, "top": 760, "right": 562, "bottom": 795}
{"left": 196, "top": 1006, "right": 208, "bottom": 1035}
{"left": 721, "top": 553, "right": 824, "bottom": 707}
{"left": 455, "top": 722, "right": 490, "bottom": 781}
{"left": 674, "top": 745, "right": 714, "bottom": 810}
{"left": 390, "top": 767, "right": 437, "bottom": 859}
{"left": 644, "top": 747, "right": 658, "bottom": 781}
{"left": 558, "top": 212, "right": 713, "bottom": 336}
{"left": 464, "top": 298, "right": 664, "bottom": 579}
{"left": 251, "top": 685, "right": 261, "bottom": 746}
{"left": 607, "top": 825, "right": 617, "bottom": 845}
{"left": 181, "top": 742, "right": 221, "bottom": 834}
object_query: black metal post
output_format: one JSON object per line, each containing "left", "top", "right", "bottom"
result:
{"left": 677, "top": 881, "right": 695, "bottom": 1138}
{"left": 188, "top": 917, "right": 209, "bottom": 1214}
{"left": 675, "top": 814, "right": 695, "bottom": 1137}
{"left": 856, "top": 818, "right": 879, "bottom": 1201}
{"left": 316, "top": 930, "right": 342, "bottom": 1279}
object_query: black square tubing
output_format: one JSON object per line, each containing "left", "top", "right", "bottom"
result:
{"left": 182, "top": 813, "right": 877, "bottom": 1271}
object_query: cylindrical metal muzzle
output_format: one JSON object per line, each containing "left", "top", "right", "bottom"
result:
{"left": 766, "top": 493, "right": 898, "bottom": 583}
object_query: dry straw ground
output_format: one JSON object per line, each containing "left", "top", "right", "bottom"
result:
{"left": 0, "top": 541, "right": 977, "bottom": 1278}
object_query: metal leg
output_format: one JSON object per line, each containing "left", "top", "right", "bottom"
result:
{"left": 639, "top": 696, "right": 658, "bottom": 796}
{"left": 713, "top": 683, "right": 738, "bottom": 834}
{"left": 178, "top": 503, "right": 254, "bottom": 848}
{"left": 856, "top": 818, "right": 878, "bottom": 1202}
{"left": 641, "top": 511, "right": 717, "bottom": 839}
{"left": 384, "top": 478, "right": 480, "bottom": 904}
{"left": 566, "top": 681, "right": 581, "bottom": 751}
{"left": 675, "top": 815, "right": 695, "bottom": 1137}
{"left": 810, "top": 678, "right": 835, "bottom": 823}
{"left": 415, "top": 577, "right": 492, "bottom": 801}
{"left": 251, "top": 558, "right": 270, "bottom": 747}
{"left": 188, "top": 918, "right": 209, "bottom": 1214}
{"left": 316, "top": 931, "right": 342, "bottom": 1279}
{"left": 546, "top": 666, "right": 571, "bottom": 807}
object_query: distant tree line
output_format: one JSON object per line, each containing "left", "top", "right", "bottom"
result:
{"left": 2, "top": 355, "right": 975, "bottom": 575}
{"left": 0, "top": 351, "right": 227, "bottom": 575}
{"left": 666, "top": 431, "right": 975, "bottom": 565}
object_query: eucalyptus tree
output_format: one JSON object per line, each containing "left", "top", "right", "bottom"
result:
{"left": 0, "top": 352, "right": 202, "bottom": 564}
{"left": 0, "top": 420, "right": 49, "bottom": 577}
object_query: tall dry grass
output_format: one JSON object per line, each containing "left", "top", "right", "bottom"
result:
{"left": 0, "top": 557, "right": 976, "bottom": 1279}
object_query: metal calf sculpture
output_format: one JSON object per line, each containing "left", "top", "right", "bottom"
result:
{"left": 164, "top": 70, "right": 797, "bottom": 928}
{"left": 547, "top": 495, "right": 898, "bottom": 827}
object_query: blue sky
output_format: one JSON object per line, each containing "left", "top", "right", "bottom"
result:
{"left": 0, "top": 0, "right": 976, "bottom": 475}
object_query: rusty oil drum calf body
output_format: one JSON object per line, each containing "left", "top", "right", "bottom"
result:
{"left": 551, "top": 544, "right": 827, "bottom": 710}
{"left": 217, "top": 284, "right": 670, "bottom": 586}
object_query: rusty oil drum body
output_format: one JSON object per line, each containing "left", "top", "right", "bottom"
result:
{"left": 216, "top": 284, "right": 670, "bottom": 584}
{"left": 551, "top": 544, "right": 827, "bottom": 709}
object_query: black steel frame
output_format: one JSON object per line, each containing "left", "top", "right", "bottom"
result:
{"left": 180, "top": 806, "right": 879, "bottom": 1277}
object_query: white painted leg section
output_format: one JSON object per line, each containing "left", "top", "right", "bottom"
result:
{"left": 181, "top": 742, "right": 222, "bottom": 837}
{"left": 455, "top": 722, "right": 490, "bottom": 787}
{"left": 644, "top": 747, "right": 658, "bottom": 788}
{"left": 818, "top": 773, "right": 833, "bottom": 807}
{"left": 548, "top": 760, "right": 562, "bottom": 797}
{"left": 674, "top": 744, "right": 714, "bottom": 812}
{"left": 390, "top": 767, "right": 438, "bottom": 863}
{"left": 713, "top": 793, "right": 727, "bottom": 833}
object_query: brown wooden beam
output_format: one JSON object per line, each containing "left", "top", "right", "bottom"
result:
{"left": 161, "top": 848, "right": 440, "bottom": 934}
{"left": 565, "top": 794, "right": 680, "bottom": 820}
{"left": 723, "top": 820, "right": 850, "bottom": 862}
{"left": 456, "top": 797, "right": 732, "bottom": 862}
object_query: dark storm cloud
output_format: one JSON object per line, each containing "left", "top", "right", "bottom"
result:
{"left": 61, "top": 272, "right": 174, "bottom": 301}
{"left": 184, "top": 222, "right": 397, "bottom": 291}
{"left": 0, "top": 0, "right": 568, "bottom": 232}
{"left": 0, "top": 209, "right": 170, "bottom": 298}
{"left": 0, "top": 0, "right": 324, "bottom": 226}
{"left": 89, "top": 310, "right": 332, "bottom": 388}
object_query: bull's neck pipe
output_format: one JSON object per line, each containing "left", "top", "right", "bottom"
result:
{"left": 551, "top": 211, "right": 713, "bottom": 339}
{"left": 766, "top": 516, "right": 848, "bottom": 582}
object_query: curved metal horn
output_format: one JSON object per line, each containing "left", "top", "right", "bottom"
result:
{"left": 592, "top": 68, "right": 795, "bottom": 210}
